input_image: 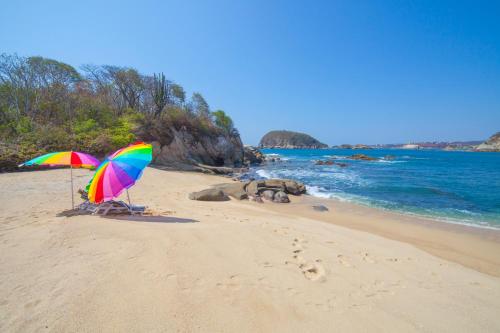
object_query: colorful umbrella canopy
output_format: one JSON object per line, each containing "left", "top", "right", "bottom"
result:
{"left": 20, "top": 151, "right": 100, "bottom": 169}
{"left": 87, "top": 142, "right": 152, "bottom": 204}
{"left": 20, "top": 151, "right": 100, "bottom": 209}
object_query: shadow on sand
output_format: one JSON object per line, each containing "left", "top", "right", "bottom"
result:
{"left": 101, "top": 215, "right": 198, "bottom": 224}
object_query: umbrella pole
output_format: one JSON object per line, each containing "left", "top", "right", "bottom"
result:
{"left": 126, "top": 189, "right": 131, "bottom": 206}
{"left": 70, "top": 165, "right": 74, "bottom": 210}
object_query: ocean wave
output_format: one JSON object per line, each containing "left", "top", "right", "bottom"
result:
{"left": 323, "top": 155, "right": 348, "bottom": 160}
{"left": 306, "top": 185, "right": 332, "bottom": 198}
{"left": 256, "top": 169, "right": 272, "bottom": 179}
{"left": 376, "top": 160, "right": 407, "bottom": 164}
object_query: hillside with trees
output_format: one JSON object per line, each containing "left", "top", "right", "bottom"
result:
{"left": 0, "top": 53, "right": 245, "bottom": 171}
{"left": 259, "top": 130, "right": 328, "bottom": 149}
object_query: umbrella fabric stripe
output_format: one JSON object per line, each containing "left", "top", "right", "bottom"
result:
{"left": 88, "top": 161, "right": 108, "bottom": 203}
{"left": 87, "top": 142, "right": 152, "bottom": 204}
{"left": 107, "top": 163, "right": 129, "bottom": 198}
{"left": 104, "top": 163, "right": 136, "bottom": 201}
{"left": 24, "top": 152, "right": 64, "bottom": 165}
{"left": 22, "top": 151, "right": 100, "bottom": 169}
{"left": 70, "top": 152, "right": 83, "bottom": 166}
{"left": 113, "top": 160, "right": 144, "bottom": 180}
{"left": 113, "top": 156, "right": 151, "bottom": 169}
{"left": 102, "top": 163, "right": 119, "bottom": 201}
{"left": 94, "top": 165, "right": 107, "bottom": 203}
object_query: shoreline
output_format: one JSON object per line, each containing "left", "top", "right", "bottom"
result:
{"left": 263, "top": 193, "right": 500, "bottom": 277}
{"left": 305, "top": 190, "right": 500, "bottom": 231}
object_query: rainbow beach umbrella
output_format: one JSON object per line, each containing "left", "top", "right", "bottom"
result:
{"left": 87, "top": 142, "right": 152, "bottom": 204}
{"left": 20, "top": 151, "right": 100, "bottom": 209}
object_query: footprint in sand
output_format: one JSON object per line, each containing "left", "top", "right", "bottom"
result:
{"left": 300, "top": 262, "right": 326, "bottom": 281}
{"left": 337, "top": 254, "right": 353, "bottom": 267}
{"left": 261, "top": 261, "right": 273, "bottom": 268}
{"left": 361, "top": 252, "right": 376, "bottom": 264}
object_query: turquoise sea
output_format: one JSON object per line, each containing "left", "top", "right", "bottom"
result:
{"left": 247, "top": 149, "right": 500, "bottom": 229}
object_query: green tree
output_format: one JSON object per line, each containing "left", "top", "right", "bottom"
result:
{"left": 191, "top": 92, "right": 210, "bottom": 118}
{"left": 212, "top": 110, "right": 234, "bottom": 133}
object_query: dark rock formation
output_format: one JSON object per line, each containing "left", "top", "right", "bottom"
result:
{"left": 243, "top": 146, "right": 265, "bottom": 165}
{"left": 151, "top": 127, "right": 245, "bottom": 168}
{"left": 475, "top": 132, "right": 500, "bottom": 152}
{"left": 259, "top": 130, "right": 328, "bottom": 149}
{"left": 315, "top": 160, "right": 348, "bottom": 167}
{"left": 315, "top": 160, "right": 334, "bottom": 165}
{"left": 347, "top": 154, "right": 379, "bottom": 161}
{"left": 312, "top": 205, "right": 329, "bottom": 212}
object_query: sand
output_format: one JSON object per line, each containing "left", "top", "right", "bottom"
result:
{"left": 1, "top": 167, "right": 500, "bottom": 332}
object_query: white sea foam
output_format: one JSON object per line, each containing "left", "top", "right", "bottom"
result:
{"left": 256, "top": 169, "right": 272, "bottom": 179}
{"left": 306, "top": 185, "right": 333, "bottom": 198}
{"left": 377, "top": 160, "right": 406, "bottom": 164}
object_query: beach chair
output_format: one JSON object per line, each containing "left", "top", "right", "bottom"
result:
{"left": 77, "top": 189, "right": 146, "bottom": 216}
{"left": 92, "top": 200, "right": 146, "bottom": 216}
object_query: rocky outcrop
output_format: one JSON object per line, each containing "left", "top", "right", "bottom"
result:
{"left": 347, "top": 154, "right": 378, "bottom": 161}
{"left": 315, "top": 160, "right": 348, "bottom": 167}
{"left": 259, "top": 130, "right": 328, "bottom": 149}
{"left": 189, "top": 179, "right": 306, "bottom": 203}
{"left": 475, "top": 132, "right": 500, "bottom": 152}
{"left": 243, "top": 146, "right": 265, "bottom": 165}
{"left": 150, "top": 127, "right": 245, "bottom": 169}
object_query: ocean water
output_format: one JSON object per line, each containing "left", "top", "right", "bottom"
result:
{"left": 246, "top": 149, "right": 500, "bottom": 229}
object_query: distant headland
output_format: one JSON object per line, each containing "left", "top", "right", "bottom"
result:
{"left": 259, "top": 130, "right": 328, "bottom": 149}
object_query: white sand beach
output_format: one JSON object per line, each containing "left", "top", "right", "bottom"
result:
{"left": 1, "top": 168, "right": 500, "bottom": 332}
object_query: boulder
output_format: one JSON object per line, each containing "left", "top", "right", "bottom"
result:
{"left": 284, "top": 180, "right": 306, "bottom": 195}
{"left": 212, "top": 182, "right": 249, "bottom": 200}
{"left": 250, "top": 195, "right": 264, "bottom": 203}
{"left": 261, "top": 190, "right": 275, "bottom": 201}
{"left": 189, "top": 189, "right": 229, "bottom": 201}
{"left": 245, "top": 180, "right": 265, "bottom": 195}
{"left": 245, "top": 179, "right": 306, "bottom": 196}
{"left": 273, "top": 191, "right": 290, "bottom": 203}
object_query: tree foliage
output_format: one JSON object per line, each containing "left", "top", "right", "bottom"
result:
{"left": 0, "top": 53, "right": 237, "bottom": 167}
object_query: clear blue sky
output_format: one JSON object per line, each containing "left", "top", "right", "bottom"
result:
{"left": 1, "top": 0, "right": 499, "bottom": 145}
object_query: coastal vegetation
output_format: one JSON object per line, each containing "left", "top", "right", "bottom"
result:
{"left": 0, "top": 53, "right": 241, "bottom": 171}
